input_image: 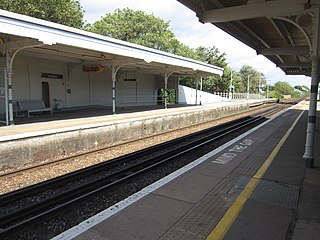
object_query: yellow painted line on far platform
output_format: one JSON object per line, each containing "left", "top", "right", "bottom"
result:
{"left": 207, "top": 109, "right": 305, "bottom": 240}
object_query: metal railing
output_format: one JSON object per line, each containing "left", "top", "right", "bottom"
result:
{"left": 120, "top": 95, "right": 163, "bottom": 106}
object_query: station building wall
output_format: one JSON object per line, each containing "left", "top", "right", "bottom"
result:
{"left": 0, "top": 55, "right": 171, "bottom": 114}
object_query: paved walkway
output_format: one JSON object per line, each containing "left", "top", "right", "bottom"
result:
{"left": 53, "top": 101, "right": 319, "bottom": 239}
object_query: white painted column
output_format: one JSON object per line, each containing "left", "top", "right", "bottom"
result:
{"left": 229, "top": 71, "right": 233, "bottom": 100}
{"left": 303, "top": 10, "right": 320, "bottom": 168}
{"left": 200, "top": 76, "right": 203, "bottom": 105}
{"left": 258, "top": 77, "right": 261, "bottom": 99}
{"left": 247, "top": 75, "right": 250, "bottom": 100}
{"left": 111, "top": 65, "right": 116, "bottom": 114}
{"left": 195, "top": 77, "right": 199, "bottom": 105}
{"left": 4, "top": 68, "right": 8, "bottom": 125}
{"left": 164, "top": 72, "right": 168, "bottom": 109}
{"left": 5, "top": 50, "right": 14, "bottom": 125}
{"left": 303, "top": 56, "right": 319, "bottom": 167}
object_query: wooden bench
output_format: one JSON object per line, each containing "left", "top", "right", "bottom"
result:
{"left": 17, "top": 100, "right": 53, "bottom": 118}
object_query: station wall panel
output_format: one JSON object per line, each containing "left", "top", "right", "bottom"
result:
{"left": 10, "top": 55, "right": 175, "bottom": 111}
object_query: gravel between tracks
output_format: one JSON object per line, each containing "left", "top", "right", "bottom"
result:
{"left": 0, "top": 105, "right": 280, "bottom": 195}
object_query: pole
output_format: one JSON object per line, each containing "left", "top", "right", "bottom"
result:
{"left": 229, "top": 71, "right": 233, "bottom": 100}
{"left": 195, "top": 78, "right": 198, "bottom": 105}
{"left": 258, "top": 77, "right": 261, "bottom": 99}
{"left": 303, "top": 56, "right": 319, "bottom": 168}
{"left": 164, "top": 72, "right": 169, "bottom": 109}
{"left": 303, "top": 9, "right": 320, "bottom": 168}
{"left": 4, "top": 68, "right": 8, "bottom": 125}
{"left": 5, "top": 50, "right": 14, "bottom": 125}
{"left": 200, "top": 77, "right": 203, "bottom": 105}
{"left": 247, "top": 75, "right": 250, "bottom": 100}
{"left": 111, "top": 65, "right": 116, "bottom": 114}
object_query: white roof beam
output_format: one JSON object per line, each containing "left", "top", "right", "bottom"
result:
{"left": 257, "top": 46, "right": 310, "bottom": 55}
{"left": 201, "top": 0, "right": 310, "bottom": 23}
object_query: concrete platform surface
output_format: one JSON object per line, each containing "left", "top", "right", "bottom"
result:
{"left": 0, "top": 99, "right": 271, "bottom": 139}
{"left": 52, "top": 101, "right": 320, "bottom": 240}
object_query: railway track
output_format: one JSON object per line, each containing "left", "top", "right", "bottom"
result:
{"left": 0, "top": 106, "right": 283, "bottom": 239}
{"left": 0, "top": 103, "right": 279, "bottom": 180}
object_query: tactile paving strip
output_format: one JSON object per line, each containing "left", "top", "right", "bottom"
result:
{"left": 160, "top": 110, "right": 301, "bottom": 239}
{"left": 251, "top": 180, "right": 300, "bottom": 209}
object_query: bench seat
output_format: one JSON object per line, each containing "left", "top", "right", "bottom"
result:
{"left": 17, "top": 100, "right": 53, "bottom": 118}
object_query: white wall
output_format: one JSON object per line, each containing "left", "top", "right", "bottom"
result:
{"left": 117, "top": 72, "right": 157, "bottom": 106}
{"left": 178, "top": 85, "right": 229, "bottom": 104}
{"left": 12, "top": 56, "right": 66, "bottom": 106}
{"left": 5, "top": 55, "right": 163, "bottom": 112}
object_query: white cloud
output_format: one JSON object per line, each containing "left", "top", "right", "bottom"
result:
{"left": 80, "top": 0, "right": 311, "bottom": 87}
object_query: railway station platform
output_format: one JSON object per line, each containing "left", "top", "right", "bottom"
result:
{"left": 0, "top": 99, "right": 274, "bottom": 171}
{"left": 53, "top": 100, "right": 320, "bottom": 240}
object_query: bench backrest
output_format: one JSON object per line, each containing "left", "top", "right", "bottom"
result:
{"left": 18, "top": 101, "right": 46, "bottom": 111}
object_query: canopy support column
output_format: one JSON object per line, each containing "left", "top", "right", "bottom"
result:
{"left": 163, "top": 71, "right": 174, "bottom": 109}
{"left": 303, "top": 9, "right": 320, "bottom": 168}
{"left": 3, "top": 43, "right": 44, "bottom": 125}
{"left": 199, "top": 76, "right": 203, "bottom": 105}
{"left": 229, "top": 71, "right": 233, "bottom": 100}
{"left": 111, "top": 64, "right": 125, "bottom": 115}
{"left": 195, "top": 78, "right": 199, "bottom": 105}
{"left": 5, "top": 50, "right": 14, "bottom": 125}
{"left": 303, "top": 56, "right": 319, "bottom": 168}
{"left": 111, "top": 65, "right": 117, "bottom": 115}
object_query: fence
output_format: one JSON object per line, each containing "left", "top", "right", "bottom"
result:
{"left": 121, "top": 95, "right": 162, "bottom": 106}
{"left": 232, "top": 93, "right": 265, "bottom": 100}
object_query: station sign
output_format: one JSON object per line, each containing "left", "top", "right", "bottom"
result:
{"left": 41, "top": 73, "right": 63, "bottom": 80}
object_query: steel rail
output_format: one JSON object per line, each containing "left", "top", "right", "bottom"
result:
{"left": 0, "top": 103, "right": 278, "bottom": 179}
{"left": 0, "top": 108, "right": 279, "bottom": 237}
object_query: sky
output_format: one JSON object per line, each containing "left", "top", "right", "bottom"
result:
{"left": 79, "top": 0, "right": 311, "bottom": 87}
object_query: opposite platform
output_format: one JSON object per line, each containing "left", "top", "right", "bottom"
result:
{"left": 0, "top": 99, "right": 272, "bottom": 171}
{"left": 54, "top": 101, "right": 319, "bottom": 239}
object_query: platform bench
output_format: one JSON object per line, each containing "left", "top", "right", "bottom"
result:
{"left": 17, "top": 100, "right": 53, "bottom": 118}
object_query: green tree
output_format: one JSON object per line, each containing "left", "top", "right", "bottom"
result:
{"left": 174, "top": 42, "right": 197, "bottom": 59}
{"left": 194, "top": 46, "right": 227, "bottom": 68}
{"left": 238, "top": 65, "right": 266, "bottom": 94}
{"left": 0, "top": 0, "right": 84, "bottom": 28}
{"left": 294, "top": 85, "right": 310, "bottom": 96}
{"left": 269, "top": 81, "right": 303, "bottom": 100}
{"left": 179, "top": 46, "right": 230, "bottom": 93}
{"left": 274, "top": 81, "right": 295, "bottom": 95}
{"left": 88, "top": 8, "right": 180, "bottom": 53}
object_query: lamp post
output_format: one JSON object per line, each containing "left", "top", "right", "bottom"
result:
{"left": 229, "top": 71, "right": 233, "bottom": 100}
{"left": 258, "top": 77, "right": 261, "bottom": 99}
{"left": 247, "top": 75, "right": 251, "bottom": 100}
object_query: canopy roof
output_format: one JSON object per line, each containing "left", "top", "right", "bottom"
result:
{"left": 178, "top": 0, "right": 320, "bottom": 77}
{"left": 0, "top": 9, "right": 223, "bottom": 76}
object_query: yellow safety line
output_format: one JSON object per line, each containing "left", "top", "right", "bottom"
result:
{"left": 207, "top": 109, "right": 305, "bottom": 240}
